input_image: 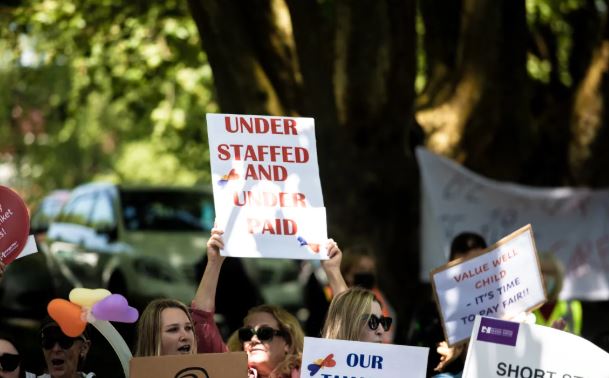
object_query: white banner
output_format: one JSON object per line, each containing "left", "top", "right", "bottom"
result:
{"left": 431, "top": 225, "right": 546, "bottom": 346}
{"left": 300, "top": 337, "right": 428, "bottom": 378}
{"left": 417, "top": 147, "right": 609, "bottom": 300}
{"left": 206, "top": 113, "right": 327, "bottom": 259}
{"left": 463, "top": 316, "right": 609, "bottom": 378}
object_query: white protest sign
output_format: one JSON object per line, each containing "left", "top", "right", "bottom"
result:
{"left": 206, "top": 113, "right": 327, "bottom": 259}
{"left": 417, "top": 146, "right": 609, "bottom": 300}
{"left": 300, "top": 337, "right": 428, "bottom": 378}
{"left": 431, "top": 225, "right": 546, "bottom": 346}
{"left": 463, "top": 316, "right": 609, "bottom": 378}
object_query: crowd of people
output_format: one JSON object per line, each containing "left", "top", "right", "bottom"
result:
{"left": 0, "top": 230, "right": 603, "bottom": 378}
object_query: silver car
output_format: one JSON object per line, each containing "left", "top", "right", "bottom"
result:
{"left": 45, "top": 183, "right": 214, "bottom": 308}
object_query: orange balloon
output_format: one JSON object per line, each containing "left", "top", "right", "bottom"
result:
{"left": 47, "top": 299, "right": 86, "bottom": 337}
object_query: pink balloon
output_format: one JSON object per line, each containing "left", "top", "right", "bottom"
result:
{"left": 91, "top": 294, "right": 139, "bottom": 323}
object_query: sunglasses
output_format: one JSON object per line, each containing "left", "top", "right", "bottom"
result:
{"left": 41, "top": 334, "right": 84, "bottom": 350}
{"left": 0, "top": 353, "right": 21, "bottom": 372}
{"left": 238, "top": 326, "right": 286, "bottom": 343}
{"left": 366, "top": 314, "right": 392, "bottom": 332}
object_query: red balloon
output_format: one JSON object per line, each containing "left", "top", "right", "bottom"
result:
{"left": 47, "top": 299, "right": 86, "bottom": 337}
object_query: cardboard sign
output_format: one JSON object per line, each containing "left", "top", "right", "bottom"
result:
{"left": 0, "top": 186, "right": 30, "bottom": 264}
{"left": 300, "top": 337, "right": 428, "bottom": 378}
{"left": 206, "top": 113, "right": 328, "bottom": 259}
{"left": 130, "top": 352, "right": 247, "bottom": 378}
{"left": 463, "top": 316, "right": 609, "bottom": 378}
{"left": 417, "top": 146, "right": 609, "bottom": 300}
{"left": 431, "top": 225, "right": 546, "bottom": 346}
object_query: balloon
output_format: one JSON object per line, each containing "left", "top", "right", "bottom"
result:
{"left": 91, "top": 294, "right": 139, "bottom": 323}
{"left": 91, "top": 320, "right": 132, "bottom": 377}
{"left": 47, "top": 299, "right": 87, "bottom": 337}
{"left": 69, "top": 288, "right": 111, "bottom": 308}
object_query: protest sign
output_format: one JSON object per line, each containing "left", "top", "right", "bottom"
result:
{"left": 431, "top": 224, "right": 546, "bottom": 346}
{"left": 300, "top": 336, "right": 428, "bottom": 378}
{"left": 463, "top": 316, "right": 609, "bottom": 378}
{"left": 417, "top": 146, "right": 609, "bottom": 300}
{"left": 206, "top": 113, "right": 328, "bottom": 259}
{"left": 130, "top": 352, "right": 247, "bottom": 378}
{"left": 0, "top": 185, "right": 30, "bottom": 264}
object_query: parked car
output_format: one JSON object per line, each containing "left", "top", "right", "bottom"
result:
{"left": 45, "top": 183, "right": 215, "bottom": 308}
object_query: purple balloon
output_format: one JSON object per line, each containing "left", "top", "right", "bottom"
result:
{"left": 91, "top": 294, "right": 139, "bottom": 323}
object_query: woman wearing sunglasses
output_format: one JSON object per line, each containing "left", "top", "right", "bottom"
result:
{"left": 196, "top": 228, "right": 346, "bottom": 377}
{"left": 321, "top": 286, "right": 392, "bottom": 343}
{"left": 38, "top": 318, "right": 94, "bottom": 378}
{"left": 0, "top": 335, "right": 33, "bottom": 378}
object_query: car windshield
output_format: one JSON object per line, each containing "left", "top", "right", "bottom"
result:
{"left": 120, "top": 189, "right": 214, "bottom": 231}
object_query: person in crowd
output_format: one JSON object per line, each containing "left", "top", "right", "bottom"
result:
{"left": 134, "top": 298, "right": 225, "bottom": 356}
{"left": 433, "top": 232, "right": 489, "bottom": 378}
{"left": 321, "top": 286, "right": 392, "bottom": 343}
{"left": 534, "top": 253, "right": 582, "bottom": 335}
{"left": 201, "top": 228, "right": 347, "bottom": 378}
{"left": 233, "top": 304, "right": 303, "bottom": 378}
{"left": 0, "top": 261, "right": 5, "bottom": 283}
{"left": 407, "top": 232, "right": 487, "bottom": 378}
{"left": 38, "top": 317, "right": 94, "bottom": 378}
{"left": 0, "top": 334, "right": 33, "bottom": 378}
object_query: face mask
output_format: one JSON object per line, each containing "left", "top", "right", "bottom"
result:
{"left": 353, "top": 272, "right": 376, "bottom": 289}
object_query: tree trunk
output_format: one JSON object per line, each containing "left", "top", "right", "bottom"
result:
{"left": 416, "top": 0, "right": 531, "bottom": 181}
{"left": 570, "top": 8, "right": 609, "bottom": 186}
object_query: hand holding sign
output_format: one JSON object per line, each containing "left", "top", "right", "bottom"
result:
{"left": 431, "top": 225, "right": 546, "bottom": 346}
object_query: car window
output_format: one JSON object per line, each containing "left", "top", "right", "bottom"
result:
{"left": 120, "top": 189, "right": 214, "bottom": 231}
{"left": 58, "top": 194, "right": 95, "bottom": 226}
{"left": 90, "top": 193, "right": 116, "bottom": 232}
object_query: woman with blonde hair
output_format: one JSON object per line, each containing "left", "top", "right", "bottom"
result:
{"left": 322, "top": 286, "right": 392, "bottom": 343}
{"left": 231, "top": 304, "right": 304, "bottom": 378}
{"left": 201, "top": 228, "right": 346, "bottom": 377}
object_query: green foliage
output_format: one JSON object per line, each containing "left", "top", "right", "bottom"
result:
{"left": 0, "top": 0, "right": 215, "bottom": 202}
{"left": 526, "top": 0, "right": 589, "bottom": 87}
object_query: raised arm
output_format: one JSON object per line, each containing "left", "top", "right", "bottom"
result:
{"left": 193, "top": 228, "right": 226, "bottom": 312}
{"left": 322, "top": 239, "right": 348, "bottom": 296}
{"left": 191, "top": 228, "right": 228, "bottom": 353}
{"left": 0, "top": 261, "right": 5, "bottom": 284}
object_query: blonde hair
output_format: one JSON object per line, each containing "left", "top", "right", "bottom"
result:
{"left": 322, "top": 287, "right": 377, "bottom": 341}
{"left": 135, "top": 298, "right": 195, "bottom": 357}
{"left": 237, "top": 304, "right": 303, "bottom": 377}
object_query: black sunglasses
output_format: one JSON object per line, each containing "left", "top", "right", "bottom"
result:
{"left": 366, "top": 314, "right": 392, "bottom": 332}
{"left": 238, "top": 326, "right": 286, "bottom": 343}
{"left": 41, "top": 334, "right": 84, "bottom": 350}
{"left": 0, "top": 353, "right": 21, "bottom": 372}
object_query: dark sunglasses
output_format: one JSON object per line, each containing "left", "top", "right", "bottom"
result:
{"left": 0, "top": 353, "right": 21, "bottom": 372}
{"left": 366, "top": 314, "right": 392, "bottom": 332}
{"left": 238, "top": 326, "right": 286, "bottom": 343}
{"left": 41, "top": 334, "right": 84, "bottom": 350}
